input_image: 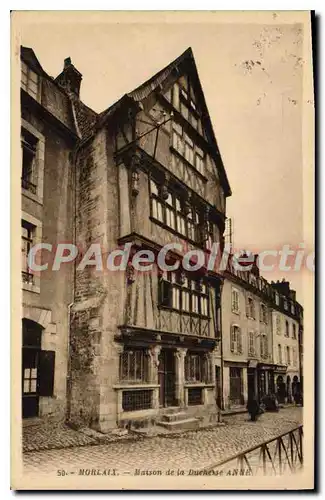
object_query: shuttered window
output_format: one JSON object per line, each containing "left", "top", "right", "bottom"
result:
{"left": 260, "top": 335, "right": 268, "bottom": 359}
{"left": 248, "top": 332, "right": 255, "bottom": 356}
{"left": 232, "top": 288, "right": 239, "bottom": 313}
{"left": 230, "top": 326, "right": 242, "bottom": 354}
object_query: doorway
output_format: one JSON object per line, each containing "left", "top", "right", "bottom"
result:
{"left": 229, "top": 367, "right": 243, "bottom": 406}
{"left": 158, "top": 349, "right": 176, "bottom": 407}
{"left": 276, "top": 375, "right": 285, "bottom": 403}
{"left": 22, "top": 319, "right": 42, "bottom": 418}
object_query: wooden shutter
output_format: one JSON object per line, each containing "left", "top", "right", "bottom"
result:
{"left": 230, "top": 327, "right": 235, "bottom": 352}
{"left": 38, "top": 350, "right": 55, "bottom": 397}
{"left": 246, "top": 297, "right": 250, "bottom": 317}
{"left": 238, "top": 328, "right": 242, "bottom": 354}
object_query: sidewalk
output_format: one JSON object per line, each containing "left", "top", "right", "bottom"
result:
{"left": 22, "top": 417, "right": 138, "bottom": 453}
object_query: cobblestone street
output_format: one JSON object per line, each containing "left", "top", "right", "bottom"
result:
{"left": 23, "top": 407, "right": 302, "bottom": 477}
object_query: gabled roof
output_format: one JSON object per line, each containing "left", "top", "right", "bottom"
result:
{"left": 99, "top": 47, "right": 231, "bottom": 196}
{"left": 21, "top": 46, "right": 81, "bottom": 137}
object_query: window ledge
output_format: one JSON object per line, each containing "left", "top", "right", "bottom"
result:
{"left": 149, "top": 216, "right": 205, "bottom": 250}
{"left": 21, "top": 187, "right": 43, "bottom": 205}
{"left": 113, "top": 384, "right": 159, "bottom": 390}
{"left": 157, "top": 305, "right": 210, "bottom": 321}
{"left": 185, "top": 383, "right": 214, "bottom": 388}
{"left": 22, "top": 283, "right": 40, "bottom": 294}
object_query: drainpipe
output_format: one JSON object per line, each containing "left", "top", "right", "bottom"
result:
{"left": 65, "top": 130, "right": 79, "bottom": 424}
{"left": 66, "top": 301, "right": 74, "bottom": 423}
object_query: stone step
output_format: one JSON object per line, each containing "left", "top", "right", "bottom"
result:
{"left": 164, "top": 407, "right": 181, "bottom": 414}
{"left": 161, "top": 412, "right": 187, "bottom": 422}
{"left": 157, "top": 418, "right": 199, "bottom": 431}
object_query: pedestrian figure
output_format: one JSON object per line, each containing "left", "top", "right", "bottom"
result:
{"left": 247, "top": 396, "right": 260, "bottom": 422}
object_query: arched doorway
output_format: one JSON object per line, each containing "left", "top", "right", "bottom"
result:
{"left": 22, "top": 319, "right": 42, "bottom": 418}
{"left": 276, "top": 375, "right": 285, "bottom": 403}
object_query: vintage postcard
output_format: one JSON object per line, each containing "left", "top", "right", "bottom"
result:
{"left": 11, "top": 10, "right": 315, "bottom": 490}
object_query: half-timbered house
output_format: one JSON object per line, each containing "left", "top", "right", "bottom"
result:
{"left": 68, "top": 48, "right": 232, "bottom": 431}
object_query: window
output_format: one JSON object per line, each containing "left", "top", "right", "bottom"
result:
{"left": 150, "top": 180, "right": 164, "bottom": 223}
{"left": 292, "top": 323, "right": 297, "bottom": 339}
{"left": 260, "top": 303, "right": 267, "bottom": 323}
{"left": 276, "top": 315, "right": 281, "bottom": 335}
{"left": 293, "top": 347, "right": 297, "bottom": 367}
{"left": 285, "top": 320, "right": 289, "bottom": 337}
{"left": 260, "top": 335, "right": 268, "bottom": 359}
{"left": 286, "top": 346, "right": 291, "bottom": 365}
{"left": 248, "top": 332, "right": 255, "bottom": 356}
{"left": 119, "top": 348, "right": 149, "bottom": 383}
{"left": 291, "top": 303, "right": 295, "bottom": 315}
{"left": 232, "top": 288, "right": 239, "bottom": 314}
{"left": 230, "top": 325, "right": 242, "bottom": 354}
{"left": 21, "top": 220, "right": 35, "bottom": 284}
{"left": 177, "top": 82, "right": 201, "bottom": 132}
{"left": 229, "top": 367, "right": 243, "bottom": 405}
{"left": 150, "top": 179, "right": 204, "bottom": 244}
{"left": 21, "top": 61, "right": 39, "bottom": 100}
{"left": 122, "top": 390, "right": 152, "bottom": 411}
{"left": 185, "top": 352, "right": 208, "bottom": 383}
{"left": 247, "top": 297, "right": 255, "bottom": 319}
{"left": 159, "top": 271, "right": 209, "bottom": 317}
{"left": 205, "top": 219, "right": 216, "bottom": 251}
{"left": 21, "top": 128, "right": 38, "bottom": 194}
{"left": 278, "top": 344, "right": 282, "bottom": 364}
{"left": 171, "top": 121, "right": 206, "bottom": 175}
{"left": 275, "top": 292, "right": 280, "bottom": 306}
{"left": 195, "top": 147, "right": 205, "bottom": 176}
{"left": 284, "top": 300, "right": 288, "bottom": 311}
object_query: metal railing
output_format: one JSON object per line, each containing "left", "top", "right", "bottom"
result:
{"left": 202, "top": 425, "right": 303, "bottom": 476}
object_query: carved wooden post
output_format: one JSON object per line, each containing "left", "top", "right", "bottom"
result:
{"left": 148, "top": 345, "right": 161, "bottom": 410}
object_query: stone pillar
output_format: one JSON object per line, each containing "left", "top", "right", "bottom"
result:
{"left": 175, "top": 348, "right": 187, "bottom": 408}
{"left": 148, "top": 345, "right": 161, "bottom": 384}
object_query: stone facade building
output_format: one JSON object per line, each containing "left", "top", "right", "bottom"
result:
{"left": 270, "top": 280, "right": 302, "bottom": 403}
{"left": 67, "top": 48, "right": 231, "bottom": 432}
{"left": 21, "top": 47, "right": 78, "bottom": 419}
{"left": 221, "top": 260, "right": 303, "bottom": 410}
{"left": 20, "top": 46, "right": 232, "bottom": 430}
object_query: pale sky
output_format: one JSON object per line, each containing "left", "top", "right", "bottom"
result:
{"left": 17, "top": 12, "right": 312, "bottom": 305}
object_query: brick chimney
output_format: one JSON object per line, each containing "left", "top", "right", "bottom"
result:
{"left": 55, "top": 57, "right": 82, "bottom": 97}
